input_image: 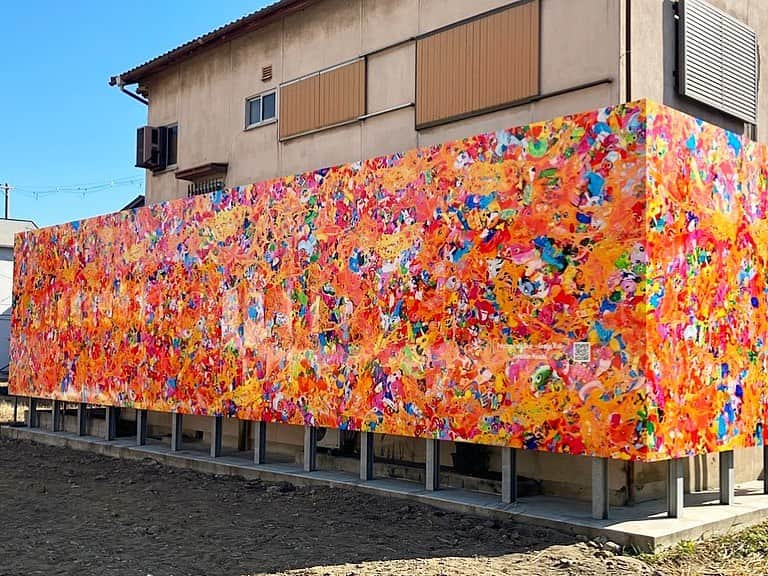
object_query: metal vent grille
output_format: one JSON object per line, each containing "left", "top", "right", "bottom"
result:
{"left": 187, "top": 178, "right": 225, "bottom": 198}
{"left": 679, "top": 0, "right": 759, "bottom": 124}
{"left": 262, "top": 65, "right": 273, "bottom": 82}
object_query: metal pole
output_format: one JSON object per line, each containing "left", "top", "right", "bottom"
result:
{"left": 502, "top": 447, "right": 518, "bottom": 504}
{"left": 667, "top": 458, "right": 685, "bottom": 518}
{"left": 3, "top": 183, "right": 8, "bottom": 219}
{"left": 592, "top": 457, "right": 610, "bottom": 520}
{"left": 719, "top": 450, "right": 735, "bottom": 505}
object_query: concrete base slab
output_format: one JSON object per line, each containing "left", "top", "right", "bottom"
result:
{"left": 4, "top": 425, "right": 768, "bottom": 551}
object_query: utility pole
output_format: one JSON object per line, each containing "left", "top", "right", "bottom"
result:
{"left": 2, "top": 183, "right": 8, "bottom": 219}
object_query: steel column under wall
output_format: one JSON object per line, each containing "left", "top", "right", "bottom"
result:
{"left": 105, "top": 407, "right": 117, "bottom": 441}
{"left": 592, "top": 457, "right": 609, "bottom": 520}
{"left": 667, "top": 458, "right": 685, "bottom": 518}
{"left": 27, "top": 398, "right": 38, "bottom": 428}
{"left": 171, "top": 413, "right": 183, "bottom": 452}
{"left": 51, "top": 400, "right": 62, "bottom": 432}
{"left": 764, "top": 443, "right": 768, "bottom": 495}
{"left": 303, "top": 427, "right": 317, "bottom": 472}
{"left": 360, "top": 431, "right": 374, "bottom": 481}
{"left": 426, "top": 439, "right": 440, "bottom": 491}
{"left": 501, "top": 447, "right": 518, "bottom": 504}
{"left": 720, "top": 450, "right": 735, "bottom": 505}
{"left": 210, "top": 416, "right": 223, "bottom": 457}
{"left": 77, "top": 403, "right": 87, "bottom": 436}
{"left": 254, "top": 422, "right": 267, "bottom": 465}
{"left": 136, "top": 409, "right": 148, "bottom": 446}
{"left": 238, "top": 421, "right": 251, "bottom": 452}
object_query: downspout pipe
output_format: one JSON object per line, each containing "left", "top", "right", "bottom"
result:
{"left": 625, "top": 0, "right": 631, "bottom": 102}
{"left": 109, "top": 75, "right": 149, "bottom": 106}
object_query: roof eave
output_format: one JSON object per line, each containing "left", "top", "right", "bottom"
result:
{"left": 109, "top": 0, "right": 316, "bottom": 87}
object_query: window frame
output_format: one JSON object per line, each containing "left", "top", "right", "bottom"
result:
{"left": 245, "top": 90, "right": 278, "bottom": 130}
{"left": 164, "top": 123, "right": 178, "bottom": 169}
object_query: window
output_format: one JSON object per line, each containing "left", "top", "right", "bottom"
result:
{"left": 416, "top": 1, "right": 540, "bottom": 129}
{"left": 679, "top": 0, "right": 759, "bottom": 123}
{"left": 278, "top": 59, "right": 365, "bottom": 139}
{"left": 165, "top": 124, "right": 178, "bottom": 167}
{"left": 246, "top": 91, "right": 277, "bottom": 128}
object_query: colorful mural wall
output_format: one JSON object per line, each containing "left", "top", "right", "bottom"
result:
{"left": 11, "top": 100, "right": 768, "bottom": 461}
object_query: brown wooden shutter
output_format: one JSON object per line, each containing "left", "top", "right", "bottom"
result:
{"left": 416, "top": 0, "right": 540, "bottom": 129}
{"left": 279, "top": 74, "right": 320, "bottom": 139}
{"left": 319, "top": 60, "right": 365, "bottom": 127}
{"left": 280, "top": 59, "right": 365, "bottom": 140}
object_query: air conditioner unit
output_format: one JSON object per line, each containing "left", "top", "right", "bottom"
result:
{"left": 135, "top": 126, "right": 168, "bottom": 171}
{"left": 316, "top": 427, "right": 341, "bottom": 450}
{"left": 316, "top": 428, "right": 359, "bottom": 453}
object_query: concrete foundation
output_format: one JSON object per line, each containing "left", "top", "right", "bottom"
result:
{"left": 6, "top": 424, "right": 768, "bottom": 552}
{"left": 25, "top": 407, "right": 768, "bottom": 507}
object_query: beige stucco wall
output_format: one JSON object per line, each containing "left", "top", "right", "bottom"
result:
{"left": 630, "top": 0, "right": 768, "bottom": 140}
{"left": 142, "top": 0, "right": 622, "bottom": 205}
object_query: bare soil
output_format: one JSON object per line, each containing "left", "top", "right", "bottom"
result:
{"left": 0, "top": 434, "right": 651, "bottom": 576}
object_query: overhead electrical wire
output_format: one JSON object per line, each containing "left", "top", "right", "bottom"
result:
{"left": 7, "top": 176, "right": 144, "bottom": 199}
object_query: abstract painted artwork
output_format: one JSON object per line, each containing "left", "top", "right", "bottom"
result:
{"left": 11, "top": 100, "right": 768, "bottom": 461}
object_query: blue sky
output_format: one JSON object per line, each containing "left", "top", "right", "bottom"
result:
{"left": 0, "top": 1, "right": 267, "bottom": 227}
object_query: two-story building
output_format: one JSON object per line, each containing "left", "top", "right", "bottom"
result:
{"left": 107, "top": 0, "right": 768, "bottom": 505}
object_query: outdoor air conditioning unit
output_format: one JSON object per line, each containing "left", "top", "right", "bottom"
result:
{"left": 135, "top": 125, "right": 168, "bottom": 171}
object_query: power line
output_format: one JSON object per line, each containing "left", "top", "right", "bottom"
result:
{"left": 7, "top": 176, "right": 145, "bottom": 199}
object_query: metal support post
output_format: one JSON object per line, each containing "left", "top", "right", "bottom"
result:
{"left": 210, "top": 415, "right": 223, "bottom": 457}
{"left": 592, "top": 457, "right": 609, "bottom": 520}
{"left": 764, "top": 442, "right": 768, "bottom": 495}
{"left": 667, "top": 458, "right": 684, "bottom": 518}
{"left": 502, "top": 447, "right": 518, "bottom": 504}
{"left": 51, "top": 400, "right": 62, "bottom": 432}
{"left": 719, "top": 450, "right": 735, "bottom": 505}
{"left": 136, "top": 409, "right": 148, "bottom": 446}
{"left": 426, "top": 438, "right": 440, "bottom": 491}
{"left": 360, "top": 431, "right": 374, "bottom": 481}
{"left": 254, "top": 421, "right": 267, "bottom": 465}
{"left": 237, "top": 420, "right": 250, "bottom": 452}
{"left": 171, "top": 412, "right": 183, "bottom": 452}
{"left": 77, "top": 403, "right": 87, "bottom": 436}
{"left": 303, "top": 426, "right": 317, "bottom": 472}
{"left": 27, "top": 397, "right": 38, "bottom": 428}
{"left": 105, "top": 407, "right": 117, "bottom": 441}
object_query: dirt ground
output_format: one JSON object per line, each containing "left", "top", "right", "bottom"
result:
{"left": 0, "top": 434, "right": 654, "bottom": 576}
{"left": 0, "top": 418, "right": 766, "bottom": 575}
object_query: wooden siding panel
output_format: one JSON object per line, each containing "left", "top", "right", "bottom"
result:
{"left": 416, "top": 0, "right": 540, "bottom": 128}
{"left": 318, "top": 60, "right": 365, "bottom": 127}
{"left": 279, "top": 74, "right": 320, "bottom": 139}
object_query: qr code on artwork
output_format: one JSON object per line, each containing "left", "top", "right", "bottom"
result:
{"left": 573, "top": 342, "right": 591, "bottom": 363}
